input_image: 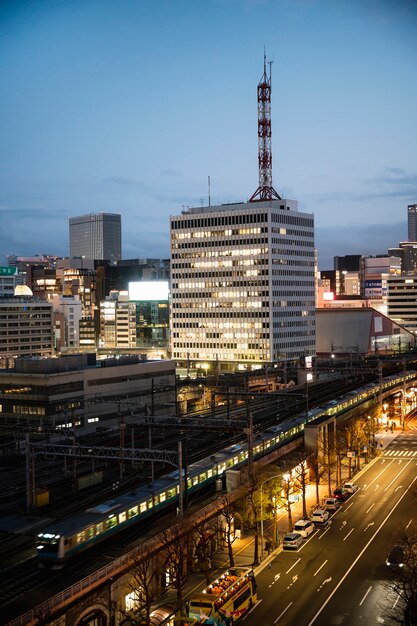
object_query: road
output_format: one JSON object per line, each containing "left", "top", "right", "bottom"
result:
{"left": 245, "top": 426, "right": 417, "bottom": 625}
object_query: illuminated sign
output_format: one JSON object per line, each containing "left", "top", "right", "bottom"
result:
{"left": 129, "top": 281, "right": 169, "bottom": 301}
{"left": 0, "top": 266, "right": 17, "bottom": 276}
{"left": 323, "top": 292, "right": 334, "bottom": 301}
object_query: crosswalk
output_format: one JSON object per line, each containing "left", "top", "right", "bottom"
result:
{"left": 383, "top": 449, "right": 417, "bottom": 457}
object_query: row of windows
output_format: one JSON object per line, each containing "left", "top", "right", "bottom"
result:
{"left": 172, "top": 239, "right": 269, "bottom": 250}
{"left": 171, "top": 213, "right": 268, "bottom": 230}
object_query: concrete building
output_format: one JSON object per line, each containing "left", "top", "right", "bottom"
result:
{"left": 0, "top": 353, "right": 176, "bottom": 432}
{"left": 408, "top": 204, "right": 417, "bottom": 242}
{"left": 389, "top": 242, "right": 417, "bottom": 274}
{"left": 52, "top": 294, "right": 82, "bottom": 352}
{"left": 170, "top": 199, "right": 316, "bottom": 371}
{"left": 363, "top": 255, "right": 401, "bottom": 300}
{"left": 316, "top": 307, "right": 415, "bottom": 357}
{"left": 69, "top": 212, "right": 121, "bottom": 264}
{"left": 387, "top": 275, "right": 417, "bottom": 336}
{"left": 0, "top": 265, "right": 20, "bottom": 297}
{"left": 0, "top": 296, "right": 54, "bottom": 367}
{"left": 99, "top": 291, "right": 137, "bottom": 349}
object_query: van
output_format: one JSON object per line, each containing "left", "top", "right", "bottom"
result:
{"left": 323, "top": 497, "right": 340, "bottom": 511}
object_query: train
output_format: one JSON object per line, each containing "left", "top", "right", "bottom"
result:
{"left": 36, "top": 369, "right": 416, "bottom": 563}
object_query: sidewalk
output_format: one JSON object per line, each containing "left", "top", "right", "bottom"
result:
{"left": 162, "top": 426, "right": 402, "bottom": 610}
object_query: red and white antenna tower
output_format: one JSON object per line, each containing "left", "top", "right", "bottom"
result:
{"left": 249, "top": 52, "right": 281, "bottom": 202}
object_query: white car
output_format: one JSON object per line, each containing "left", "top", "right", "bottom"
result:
{"left": 310, "top": 509, "right": 330, "bottom": 524}
{"left": 343, "top": 482, "right": 359, "bottom": 494}
{"left": 293, "top": 519, "right": 315, "bottom": 537}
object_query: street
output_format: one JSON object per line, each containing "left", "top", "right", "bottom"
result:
{"left": 244, "top": 424, "right": 417, "bottom": 625}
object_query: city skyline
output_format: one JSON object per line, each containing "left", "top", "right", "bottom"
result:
{"left": 1, "top": 0, "right": 416, "bottom": 269}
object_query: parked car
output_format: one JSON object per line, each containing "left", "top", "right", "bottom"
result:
{"left": 343, "top": 482, "right": 359, "bottom": 494}
{"left": 282, "top": 532, "right": 304, "bottom": 550}
{"left": 310, "top": 509, "right": 329, "bottom": 523}
{"left": 293, "top": 519, "right": 315, "bottom": 538}
{"left": 333, "top": 488, "right": 350, "bottom": 501}
{"left": 323, "top": 497, "right": 340, "bottom": 511}
{"left": 386, "top": 545, "right": 405, "bottom": 569}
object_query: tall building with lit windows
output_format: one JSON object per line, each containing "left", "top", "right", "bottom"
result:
{"left": 170, "top": 199, "right": 316, "bottom": 371}
{"left": 69, "top": 212, "right": 121, "bottom": 264}
{"left": 408, "top": 204, "right": 417, "bottom": 242}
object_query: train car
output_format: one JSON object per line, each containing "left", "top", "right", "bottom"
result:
{"left": 37, "top": 370, "right": 417, "bottom": 563}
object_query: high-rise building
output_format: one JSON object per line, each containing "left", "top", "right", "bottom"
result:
{"left": 170, "top": 199, "right": 316, "bottom": 371}
{"left": 69, "top": 212, "right": 122, "bottom": 264}
{"left": 408, "top": 204, "right": 417, "bottom": 242}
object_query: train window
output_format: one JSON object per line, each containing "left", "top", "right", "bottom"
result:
{"left": 107, "top": 516, "right": 117, "bottom": 529}
{"left": 192, "top": 476, "right": 199, "bottom": 486}
{"left": 147, "top": 498, "right": 153, "bottom": 509}
{"left": 77, "top": 531, "right": 85, "bottom": 544}
{"left": 160, "top": 492, "right": 166, "bottom": 503}
{"left": 187, "top": 478, "right": 192, "bottom": 489}
{"left": 96, "top": 522, "right": 104, "bottom": 535}
{"left": 119, "top": 512, "right": 127, "bottom": 524}
{"left": 218, "top": 462, "right": 226, "bottom": 474}
{"left": 128, "top": 506, "right": 138, "bottom": 517}
{"left": 167, "top": 487, "right": 176, "bottom": 498}
{"left": 208, "top": 469, "right": 213, "bottom": 478}
{"left": 199, "top": 471, "right": 207, "bottom": 482}
{"left": 140, "top": 502, "right": 147, "bottom": 513}
{"left": 86, "top": 527, "right": 94, "bottom": 540}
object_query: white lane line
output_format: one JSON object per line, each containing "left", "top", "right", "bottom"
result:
{"left": 318, "top": 526, "right": 331, "bottom": 540}
{"left": 406, "top": 519, "right": 413, "bottom": 530}
{"left": 285, "top": 558, "right": 300, "bottom": 574}
{"left": 343, "top": 528, "right": 354, "bottom": 541}
{"left": 362, "top": 460, "right": 395, "bottom": 491}
{"left": 384, "top": 460, "right": 411, "bottom": 492}
{"left": 313, "top": 560, "right": 328, "bottom": 577}
{"left": 365, "top": 503, "right": 375, "bottom": 514}
{"left": 359, "top": 585, "right": 372, "bottom": 606}
{"left": 344, "top": 501, "right": 355, "bottom": 512}
{"left": 274, "top": 602, "right": 293, "bottom": 624}
{"left": 306, "top": 474, "right": 417, "bottom": 626}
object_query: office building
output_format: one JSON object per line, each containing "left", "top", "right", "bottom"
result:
{"left": 387, "top": 275, "right": 417, "bottom": 335}
{"left": 99, "top": 291, "right": 137, "bottom": 349}
{"left": 69, "top": 212, "right": 121, "bottom": 264}
{"left": 408, "top": 204, "right": 417, "bottom": 242}
{"left": 170, "top": 199, "right": 316, "bottom": 371}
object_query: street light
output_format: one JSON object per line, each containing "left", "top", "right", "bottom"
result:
{"left": 260, "top": 474, "right": 281, "bottom": 561}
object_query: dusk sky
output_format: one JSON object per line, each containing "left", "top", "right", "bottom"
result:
{"left": 0, "top": 0, "right": 416, "bottom": 269}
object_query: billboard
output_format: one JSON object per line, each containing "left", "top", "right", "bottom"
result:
{"left": 128, "top": 281, "right": 169, "bottom": 301}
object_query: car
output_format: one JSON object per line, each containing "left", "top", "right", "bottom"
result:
{"left": 282, "top": 532, "right": 304, "bottom": 549}
{"left": 333, "top": 488, "right": 350, "bottom": 501}
{"left": 386, "top": 545, "right": 405, "bottom": 569}
{"left": 323, "top": 497, "right": 340, "bottom": 511}
{"left": 310, "top": 509, "right": 329, "bottom": 523}
{"left": 343, "top": 482, "right": 359, "bottom": 494}
{"left": 293, "top": 519, "right": 315, "bottom": 538}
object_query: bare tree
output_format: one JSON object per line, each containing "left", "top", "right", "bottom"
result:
{"left": 291, "top": 449, "right": 311, "bottom": 519}
{"left": 160, "top": 519, "right": 194, "bottom": 625}
{"left": 218, "top": 493, "right": 236, "bottom": 567}
{"left": 118, "top": 546, "right": 159, "bottom": 626}
{"left": 192, "top": 520, "right": 217, "bottom": 584}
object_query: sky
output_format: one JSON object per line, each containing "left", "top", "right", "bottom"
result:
{"left": 0, "top": 0, "right": 416, "bottom": 269}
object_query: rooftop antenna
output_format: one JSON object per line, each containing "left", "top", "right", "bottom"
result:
{"left": 208, "top": 175, "right": 211, "bottom": 207}
{"left": 249, "top": 49, "right": 281, "bottom": 202}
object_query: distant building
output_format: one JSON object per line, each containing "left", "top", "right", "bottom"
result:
{"left": 387, "top": 275, "right": 417, "bottom": 335}
{"left": 389, "top": 242, "right": 417, "bottom": 274}
{"left": 0, "top": 296, "right": 54, "bottom": 367}
{"left": 95, "top": 258, "right": 169, "bottom": 303}
{"left": 99, "top": 291, "right": 136, "bottom": 349}
{"left": 69, "top": 212, "right": 121, "bottom": 264}
{"left": 52, "top": 294, "right": 82, "bottom": 352}
{"left": 170, "top": 199, "right": 316, "bottom": 371}
{"left": 408, "top": 204, "right": 417, "bottom": 242}
{"left": 0, "top": 353, "right": 176, "bottom": 432}
{"left": 0, "top": 265, "right": 20, "bottom": 297}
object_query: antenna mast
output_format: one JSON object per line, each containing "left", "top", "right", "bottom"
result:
{"left": 249, "top": 52, "right": 281, "bottom": 202}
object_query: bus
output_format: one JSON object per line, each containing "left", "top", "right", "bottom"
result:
{"left": 187, "top": 567, "right": 257, "bottom": 625}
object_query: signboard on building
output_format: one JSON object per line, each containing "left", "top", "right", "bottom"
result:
{"left": 0, "top": 266, "right": 17, "bottom": 276}
{"left": 128, "top": 281, "right": 169, "bottom": 301}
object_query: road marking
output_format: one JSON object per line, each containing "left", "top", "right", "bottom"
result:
{"left": 343, "top": 528, "right": 354, "bottom": 541}
{"left": 317, "top": 577, "right": 332, "bottom": 591}
{"left": 364, "top": 522, "right": 375, "bottom": 531}
{"left": 395, "top": 485, "right": 403, "bottom": 493}
{"left": 274, "top": 602, "right": 293, "bottom": 623}
{"left": 406, "top": 519, "right": 413, "bottom": 530}
{"left": 306, "top": 474, "right": 417, "bottom": 626}
{"left": 362, "top": 460, "right": 395, "bottom": 491}
{"left": 344, "top": 501, "right": 354, "bottom": 512}
{"left": 285, "top": 558, "right": 300, "bottom": 574}
{"left": 339, "top": 521, "right": 347, "bottom": 530}
{"left": 269, "top": 573, "right": 281, "bottom": 588}
{"left": 318, "top": 525, "right": 331, "bottom": 539}
{"left": 359, "top": 585, "right": 372, "bottom": 606}
{"left": 384, "top": 460, "right": 411, "bottom": 492}
{"left": 314, "top": 560, "right": 328, "bottom": 576}
{"left": 366, "top": 503, "right": 375, "bottom": 514}
{"left": 286, "top": 575, "right": 298, "bottom": 589}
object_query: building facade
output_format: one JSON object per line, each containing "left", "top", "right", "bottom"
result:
{"left": 0, "top": 297, "right": 54, "bottom": 367}
{"left": 387, "top": 275, "right": 417, "bottom": 336}
{"left": 408, "top": 204, "right": 417, "bottom": 242}
{"left": 69, "top": 212, "right": 122, "bottom": 264}
{"left": 170, "top": 199, "right": 316, "bottom": 371}
{"left": 99, "top": 291, "right": 137, "bottom": 349}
